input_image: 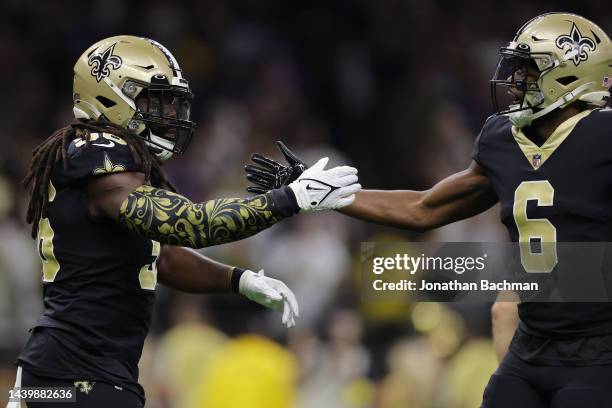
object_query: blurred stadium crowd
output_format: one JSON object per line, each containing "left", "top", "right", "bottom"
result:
{"left": 0, "top": 1, "right": 610, "bottom": 407}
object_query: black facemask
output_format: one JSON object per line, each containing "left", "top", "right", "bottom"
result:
{"left": 490, "top": 46, "right": 545, "bottom": 116}
{"left": 136, "top": 74, "right": 196, "bottom": 155}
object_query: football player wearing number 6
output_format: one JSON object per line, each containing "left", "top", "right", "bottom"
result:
{"left": 10, "top": 36, "right": 360, "bottom": 408}
{"left": 245, "top": 13, "right": 612, "bottom": 407}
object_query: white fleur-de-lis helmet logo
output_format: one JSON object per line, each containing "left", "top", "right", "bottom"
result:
{"left": 87, "top": 43, "right": 123, "bottom": 82}
{"left": 555, "top": 23, "right": 596, "bottom": 66}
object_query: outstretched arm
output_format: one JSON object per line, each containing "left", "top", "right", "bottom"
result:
{"left": 88, "top": 157, "right": 359, "bottom": 249}
{"left": 86, "top": 171, "right": 297, "bottom": 248}
{"left": 340, "top": 161, "right": 498, "bottom": 232}
{"left": 118, "top": 184, "right": 294, "bottom": 248}
{"left": 244, "top": 144, "right": 496, "bottom": 232}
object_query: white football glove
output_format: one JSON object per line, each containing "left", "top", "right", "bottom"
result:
{"left": 239, "top": 270, "right": 299, "bottom": 328}
{"left": 288, "top": 157, "right": 361, "bottom": 212}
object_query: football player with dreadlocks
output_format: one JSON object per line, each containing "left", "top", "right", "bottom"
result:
{"left": 246, "top": 13, "right": 612, "bottom": 407}
{"left": 9, "top": 36, "right": 360, "bottom": 408}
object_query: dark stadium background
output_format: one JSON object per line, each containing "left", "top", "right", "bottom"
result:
{"left": 0, "top": 1, "right": 610, "bottom": 407}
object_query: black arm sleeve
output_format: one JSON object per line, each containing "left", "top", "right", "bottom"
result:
{"left": 119, "top": 185, "right": 299, "bottom": 248}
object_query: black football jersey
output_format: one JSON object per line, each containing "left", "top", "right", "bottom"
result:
{"left": 473, "top": 108, "right": 612, "bottom": 365}
{"left": 17, "top": 132, "right": 160, "bottom": 401}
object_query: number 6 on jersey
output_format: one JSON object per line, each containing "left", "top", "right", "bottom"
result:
{"left": 513, "top": 180, "right": 558, "bottom": 273}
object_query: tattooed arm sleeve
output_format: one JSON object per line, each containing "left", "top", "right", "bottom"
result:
{"left": 119, "top": 185, "right": 299, "bottom": 248}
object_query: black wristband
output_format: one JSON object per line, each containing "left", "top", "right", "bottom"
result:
{"left": 267, "top": 186, "right": 300, "bottom": 217}
{"left": 231, "top": 267, "right": 245, "bottom": 293}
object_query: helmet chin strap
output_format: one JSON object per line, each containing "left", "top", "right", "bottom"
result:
{"left": 145, "top": 131, "right": 175, "bottom": 161}
{"left": 508, "top": 82, "right": 593, "bottom": 128}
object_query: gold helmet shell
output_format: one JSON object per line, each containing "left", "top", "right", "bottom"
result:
{"left": 491, "top": 13, "right": 612, "bottom": 127}
{"left": 73, "top": 35, "right": 195, "bottom": 159}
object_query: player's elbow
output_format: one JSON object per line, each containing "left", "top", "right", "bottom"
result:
{"left": 408, "top": 214, "right": 433, "bottom": 233}
{"left": 408, "top": 196, "right": 436, "bottom": 232}
{"left": 385, "top": 205, "right": 431, "bottom": 232}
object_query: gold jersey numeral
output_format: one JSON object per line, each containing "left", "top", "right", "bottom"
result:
{"left": 37, "top": 183, "right": 60, "bottom": 281}
{"left": 36, "top": 182, "right": 161, "bottom": 289}
{"left": 139, "top": 240, "right": 160, "bottom": 290}
{"left": 37, "top": 217, "right": 60, "bottom": 282}
{"left": 513, "top": 180, "right": 558, "bottom": 273}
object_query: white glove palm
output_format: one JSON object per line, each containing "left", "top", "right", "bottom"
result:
{"left": 289, "top": 157, "right": 361, "bottom": 212}
{"left": 239, "top": 270, "right": 299, "bottom": 328}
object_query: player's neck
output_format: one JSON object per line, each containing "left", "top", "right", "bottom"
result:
{"left": 525, "top": 106, "right": 584, "bottom": 145}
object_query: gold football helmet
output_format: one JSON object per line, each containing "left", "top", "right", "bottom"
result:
{"left": 73, "top": 35, "right": 195, "bottom": 160}
{"left": 491, "top": 13, "right": 612, "bottom": 127}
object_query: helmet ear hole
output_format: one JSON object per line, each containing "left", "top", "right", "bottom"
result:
{"left": 96, "top": 96, "right": 117, "bottom": 108}
{"left": 556, "top": 76, "right": 578, "bottom": 86}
